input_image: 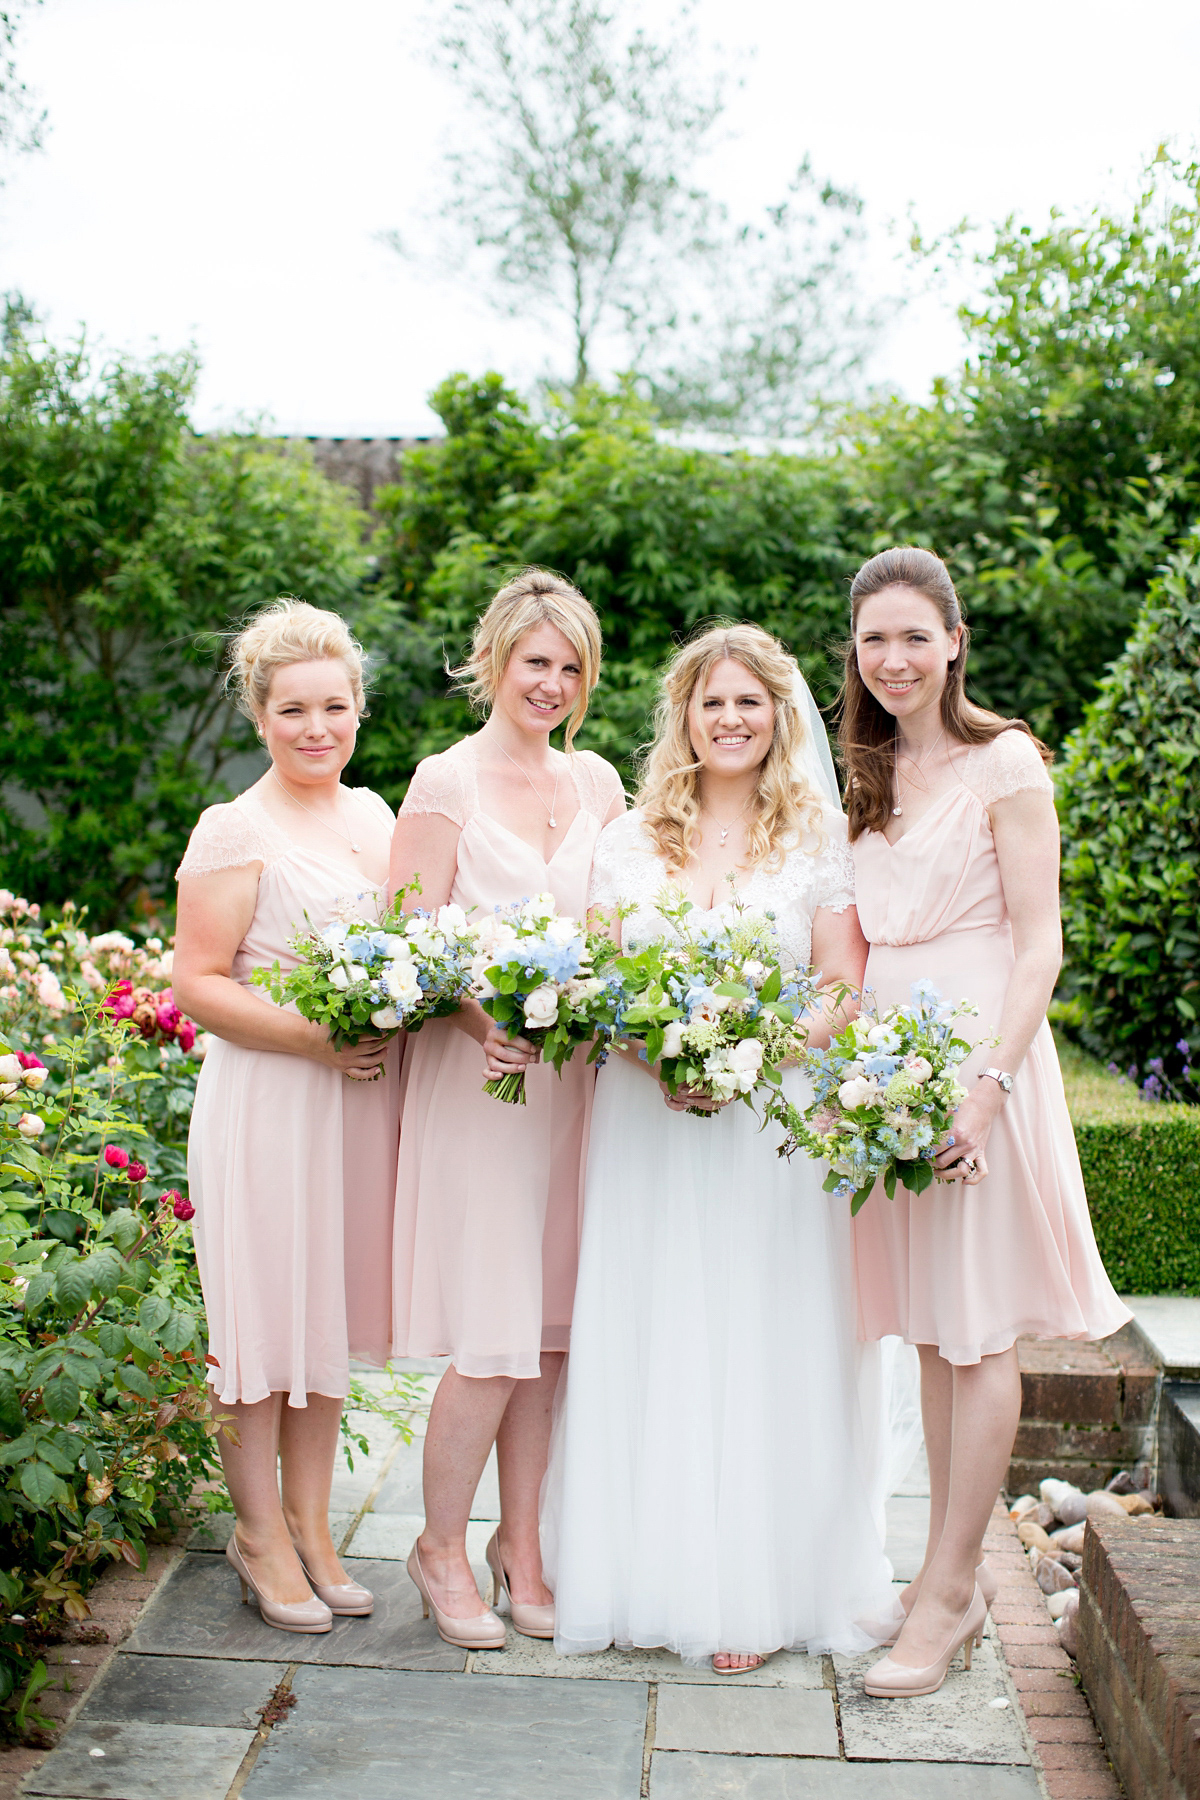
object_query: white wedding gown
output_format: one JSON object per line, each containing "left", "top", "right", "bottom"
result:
{"left": 542, "top": 807, "right": 916, "bottom": 1661}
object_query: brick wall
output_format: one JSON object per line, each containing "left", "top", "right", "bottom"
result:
{"left": 1011, "top": 1325, "right": 1161, "bottom": 1494}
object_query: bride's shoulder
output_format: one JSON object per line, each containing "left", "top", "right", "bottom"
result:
{"left": 596, "top": 806, "right": 655, "bottom": 856}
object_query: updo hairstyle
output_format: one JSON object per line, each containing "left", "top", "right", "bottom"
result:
{"left": 451, "top": 567, "right": 602, "bottom": 750}
{"left": 839, "top": 546, "right": 1049, "bottom": 841}
{"left": 228, "top": 598, "right": 367, "bottom": 726}
{"left": 637, "top": 622, "right": 827, "bottom": 875}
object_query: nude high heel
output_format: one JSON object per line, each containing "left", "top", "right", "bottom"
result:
{"left": 868, "top": 1560, "right": 997, "bottom": 1649}
{"left": 407, "top": 1543, "right": 506, "bottom": 1650}
{"left": 485, "top": 1532, "right": 555, "bottom": 1639}
{"left": 863, "top": 1583, "right": 987, "bottom": 1698}
{"left": 225, "top": 1535, "right": 333, "bottom": 1634}
{"left": 295, "top": 1552, "right": 374, "bottom": 1617}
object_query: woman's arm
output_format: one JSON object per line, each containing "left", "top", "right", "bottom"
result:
{"left": 389, "top": 808, "right": 537, "bottom": 1079}
{"left": 801, "top": 905, "right": 869, "bottom": 1050}
{"left": 172, "top": 868, "right": 388, "bottom": 1077}
{"left": 934, "top": 784, "right": 1062, "bottom": 1182}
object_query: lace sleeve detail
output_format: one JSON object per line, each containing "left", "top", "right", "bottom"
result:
{"left": 571, "top": 750, "right": 627, "bottom": 822}
{"left": 966, "top": 730, "right": 1054, "bottom": 808}
{"left": 399, "top": 754, "right": 469, "bottom": 828}
{"left": 588, "top": 810, "right": 654, "bottom": 912}
{"left": 809, "top": 812, "right": 856, "bottom": 914}
{"left": 176, "top": 803, "right": 274, "bottom": 879}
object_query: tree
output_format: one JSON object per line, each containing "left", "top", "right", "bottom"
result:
{"left": 0, "top": 335, "right": 368, "bottom": 921}
{"left": 0, "top": 3, "right": 44, "bottom": 171}
{"left": 1057, "top": 530, "right": 1200, "bottom": 1076}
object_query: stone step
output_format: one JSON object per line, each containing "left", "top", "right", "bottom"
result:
{"left": 1009, "top": 1324, "right": 1161, "bottom": 1495}
{"left": 1161, "top": 1382, "right": 1200, "bottom": 1519}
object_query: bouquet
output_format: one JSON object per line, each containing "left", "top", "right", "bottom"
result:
{"left": 611, "top": 891, "right": 817, "bottom": 1115}
{"left": 472, "top": 893, "right": 619, "bottom": 1104}
{"left": 766, "top": 979, "right": 984, "bottom": 1212}
{"left": 252, "top": 883, "right": 477, "bottom": 1063}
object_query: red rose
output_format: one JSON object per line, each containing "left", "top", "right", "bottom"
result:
{"left": 16, "top": 1052, "right": 44, "bottom": 1070}
{"left": 177, "top": 1020, "right": 196, "bottom": 1053}
{"left": 104, "top": 1145, "right": 130, "bottom": 1169}
{"left": 126, "top": 1161, "right": 148, "bottom": 1183}
{"left": 172, "top": 1194, "right": 195, "bottom": 1222}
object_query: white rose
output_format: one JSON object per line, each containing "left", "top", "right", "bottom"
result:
{"left": 660, "top": 1021, "right": 685, "bottom": 1059}
{"left": 407, "top": 928, "right": 444, "bottom": 960}
{"left": 328, "top": 965, "right": 350, "bottom": 991}
{"left": 436, "top": 904, "right": 469, "bottom": 935}
{"left": 384, "top": 961, "right": 423, "bottom": 1009}
{"left": 740, "top": 960, "right": 767, "bottom": 987}
{"left": 17, "top": 1113, "right": 44, "bottom": 1139}
{"left": 563, "top": 976, "right": 604, "bottom": 1006}
{"left": 867, "top": 1024, "right": 902, "bottom": 1051}
{"left": 21, "top": 1065, "right": 47, "bottom": 1089}
{"left": 347, "top": 963, "right": 369, "bottom": 984}
{"left": 523, "top": 985, "right": 560, "bottom": 1029}
{"left": 0, "top": 1054, "right": 21, "bottom": 1083}
{"left": 905, "top": 1056, "right": 933, "bottom": 1084}
{"left": 469, "top": 953, "right": 497, "bottom": 999}
{"left": 377, "top": 934, "right": 408, "bottom": 959}
{"left": 370, "top": 1005, "right": 401, "bottom": 1030}
{"left": 527, "top": 892, "right": 557, "bottom": 920}
{"left": 838, "top": 1075, "right": 876, "bottom": 1110}
{"left": 728, "top": 1038, "right": 764, "bottom": 1074}
{"left": 544, "top": 916, "right": 579, "bottom": 947}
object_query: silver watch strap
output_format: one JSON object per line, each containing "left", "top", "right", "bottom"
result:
{"left": 979, "top": 1066, "right": 1014, "bottom": 1093}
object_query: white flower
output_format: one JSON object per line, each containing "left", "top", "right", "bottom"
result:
{"left": 21, "top": 1066, "right": 47, "bottom": 1089}
{"left": 544, "top": 916, "right": 579, "bottom": 947}
{"left": 525, "top": 892, "right": 557, "bottom": 922}
{"left": 407, "top": 927, "right": 445, "bottom": 960}
{"left": 370, "top": 1005, "right": 401, "bottom": 1030}
{"left": 740, "top": 960, "right": 767, "bottom": 988}
{"left": 0, "top": 1054, "right": 21, "bottom": 1084}
{"left": 728, "top": 1038, "right": 764, "bottom": 1075}
{"left": 34, "top": 969, "right": 65, "bottom": 1013}
{"left": 328, "top": 965, "right": 351, "bottom": 991}
{"left": 660, "top": 1021, "right": 685, "bottom": 1059}
{"left": 377, "top": 934, "right": 408, "bottom": 960}
{"left": 867, "top": 1024, "right": 902, "bottom": 1053}
{"left": 384, "top": 961, "right": 423, "bottom": 1009}
{"left": 847, "top": 1018, "right": 873, "bottom": 1050}
{"left": 523, "top": 985, "right": 560, "bottom": 1029}
{"left": 347, "top": 963, "right": 368, "bottom": 984}
{"left": 841, "top": 1059, "right": 865, "bottom": 1080}
{"left": 838, "top": 1074, "right": 881, "bottom": 1111}
{"left": 436, "top": 904, "right": 469, "bottom": 936}
{"left": 469, "top": 953, "right": 497, "bottom": 999}
{"left": 905, "top": 1056, "right": 933, "bottom": 1084}
{"left": 563, "top": 976, "right": 604, "bottom": 1007}
{"left": 17, "top": 1113, "right": 44, "bottom": 1139}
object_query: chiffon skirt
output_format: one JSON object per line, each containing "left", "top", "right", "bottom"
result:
{"left": 542, "top": 1054, "right": 908, "bottom": 1662}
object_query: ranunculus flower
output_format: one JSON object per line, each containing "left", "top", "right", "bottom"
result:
{"left": 126, "top": 1161, "right": 148, "bottom": 1183}
{"left": 905, "top": 1056, "right": 933, "bottom": 1084}
{"left": 660, "top": 1021, "right": 685, "bottom": 1059}
{"left": 104, "top": 1145, "right": 131, "bottom": 1169}
{"left": 177, "top": 1020, "right": 196, "bottom": 1053}
{"left": 17, "top": 1113, "right": 44, "bottom": 1139}
{"left": 522, "top": 984, "right": 560, "bottom": 1029}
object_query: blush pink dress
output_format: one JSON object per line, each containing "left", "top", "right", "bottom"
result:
{"left": 178, "top": 788, "right": 402, "bottom": 1407}
{"left": 851, "top": 730, "right": 1130, "bottom": 1366}
{"left": 391, "top": 738, "right": 626, "bottom": 1379}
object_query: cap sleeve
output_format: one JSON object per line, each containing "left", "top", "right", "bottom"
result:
{"left": 572, "top": 751, "right": 627, "bottom": 822}
{"left": 176, "top": 803, "right": 273, "bottom": 880}
{"left": 399, "top": 754, "right": 469, "bottom": 829}
{"left": 811, "top": 811, "right": 856, "bottom": 914}
{"left": 968, "top": 731, "right": 1054, "bottom": 808}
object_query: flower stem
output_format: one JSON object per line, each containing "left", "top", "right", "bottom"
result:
{"left": 483, "top": 1071, "right": 527, "bottom": 1105}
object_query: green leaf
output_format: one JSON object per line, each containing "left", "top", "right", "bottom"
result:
{"left": 103, "top": 1208, "right": 142, "bottom": 1252}
{"left": 19, "top": 1459, "right": 67, "bottom": 1508}
{"left": 95, "top": 1321, "right": 126, "bottom": 1358}
{"left": 883, "top": 1165, "right": 897, "bottom": 1201}
{"left": 123, "top": 1325, "right": 158, "bottom": 1358}
{"left": 22, "top": 1271, "right": 54, "bottom": 1317}
{"left": 138, "top": 1296, "right": 171, "bottom": 1335}
{"left": 758, "top": 967, "right": 782, "bottom": 1004}
{"left": 158, "top": 1311, "right": 198, "bottom": 1353}
{"left": 54, "top": 1258, "right": 93, "bottom": 1313}
{"left": 0, "top": 1371, "right": 23, "bottom": 1435}
{"left": 115, "top": 1364, "right": 155, "bottom": 1400}
{"left": 42, "top": 1209, "right": 87, "bottom": 1245}
{"left": 40, "top": 1372, "right": 80, "bottom": 1424}
{"left": 83, "top": 1247, "right": 122, "bottom": 1298}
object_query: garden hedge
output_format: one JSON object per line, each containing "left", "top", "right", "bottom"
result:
{"left": 1061, "top": 1042, "right": 1200, "bottom": 1294}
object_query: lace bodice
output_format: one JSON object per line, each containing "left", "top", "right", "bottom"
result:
{"left": 589, "top": 808, "right": 856, "bottom": 972}
{"left": 176, "top": 787, "right": 395, "bottom": 879}
{"left": 960, "top": 730, "right": 1053, "bottom": 808}
{"left": 401, "top": 738, "right": 625, "bottom": 828}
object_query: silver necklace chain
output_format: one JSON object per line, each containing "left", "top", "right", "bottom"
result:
{"left": 702, "top": 792, "right": 753, "bottom": 847}
{"left": 892, "top": 731, "right": 945, "bottom": 817}
{"left": 270, "top": 768, "right": 364, "bottom": 852}
{"left": 496, "top": 742, "right": 562, "bottom": 828}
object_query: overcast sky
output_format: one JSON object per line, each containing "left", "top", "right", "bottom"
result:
{"left": 3, "top": 0, "right": 1199, "bottom": 435}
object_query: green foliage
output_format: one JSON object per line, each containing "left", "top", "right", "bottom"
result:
{"left": 0, "top": 334, "right": 369, "bottom": 922}
{"left": 0, "top": 897, "right": 222, "bottom": 1739}
{"left": 1056, "top": 531, "right": 1200, "bottom": 1069}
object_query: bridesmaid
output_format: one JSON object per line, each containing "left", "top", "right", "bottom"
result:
{"left": 173, "top": 599, "right": 400, "bottom": 1633}
{"left": 390, "top": 567, "right": 625, "bottom": 1649}
{"left": 842, "top": 547, "right": 1130, "bottom": 1698}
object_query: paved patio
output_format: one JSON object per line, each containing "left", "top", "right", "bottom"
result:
{"left": 23, "top": 1362, "right": 1094, "bottom": 1800}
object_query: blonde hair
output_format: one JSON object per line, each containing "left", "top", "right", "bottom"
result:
{"left": 228, "top": 598, "right": 367, "bottom": 722}
{"left": 451, "top": 567, "right": 602, "bottom": 750}
{"left": 638, "top": 622, "right": 826, "bottom": 873}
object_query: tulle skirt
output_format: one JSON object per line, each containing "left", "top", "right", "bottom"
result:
{"left": 542, "top": 1054, "right": 914, "bottom": 1662}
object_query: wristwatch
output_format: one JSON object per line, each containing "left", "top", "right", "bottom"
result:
{"left": 979, "top": 1066, "right": 1014, "bottom": 1094}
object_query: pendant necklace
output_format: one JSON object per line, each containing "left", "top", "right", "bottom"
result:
{"left": 270, "top": 768, "right": 363, "bottom": 852}
{"left": 704, "top": 793, "right": 753, "bottom": 846}
{"left": 497, "top": 743, "right": 561, "bottom": 827}
{"left": 892, "top": 731, "right": 945, "bottom": 817}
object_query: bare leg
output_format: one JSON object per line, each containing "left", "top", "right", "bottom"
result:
{"left": 419, "top": 1367, "right": 516, "bottom": 1620}
{"left": 279, "top": 1394, "right": 350, "bottom": 1585}
{"left": 888, "top": 1345, "right": 1021, "bottom": 1667}
{"left": 211, "top": 1391, "right": 312, "bottom": 1605}
{"left": 494, "top": 1352, "right": 563, "bottom": 1606}
{"left": 896, "top": 1345, "right": 953, "bottom": 1614}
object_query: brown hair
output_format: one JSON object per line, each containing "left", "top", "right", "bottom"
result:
{"left": 838, "top": 546, "right": 1051, "bottom": 841}
{"left": 450, "top": 566, "right": 602, "bottom": 750}
{"left": 637, "top": 622, "right": 827, "bottom": 874}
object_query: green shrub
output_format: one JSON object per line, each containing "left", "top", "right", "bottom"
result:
{"left": 1060, "top": 1039, "right": 1200, "bottom": 1295}
{"left": 1056, "top": 529, "right": 1200, "bottom": 1074}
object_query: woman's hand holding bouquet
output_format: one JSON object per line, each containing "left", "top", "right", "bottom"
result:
{"left": 767, "top": 979, "right": 987, "bottom": 1211}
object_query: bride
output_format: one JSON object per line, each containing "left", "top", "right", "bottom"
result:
{"left": 542, "top": 623, "right": 909, "bottom": 1671}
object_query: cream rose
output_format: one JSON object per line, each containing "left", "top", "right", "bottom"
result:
{"left": 905, "top": 1056, "right": 933, "bottom": 1084}
{"left": 384, "top": 961, "right": 423, "bottom": 1009}
{"left": 523, "top": 985, "right": 560, "bottom": 1029}
{"left": 660, "top": 1021, "right": 685, "bottom": 1059}
{"left": 17, "top": 1113, "right": 45, "bottom": 1139}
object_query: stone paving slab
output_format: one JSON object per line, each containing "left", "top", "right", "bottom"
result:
{"left": 24, "top": 1719, "right": 253, "bottom": 1799}
{"left": 125, "top": 1554, "right": 465, "bottom": 1672}
{"left": 186, "top": 1511, "right": 357, "bottom": 1553}
{"left": 648, "top": 1752, "right": 1044, "bottom": 1797}
{"left": 654, "top": 1683, "right": 839, "bottom": 1757}
{"left": 1127, "top": 1294, "right": 1200, "bottom": 1376}
{"left": 241, "top": 1667, "right": 646, "bottom": 1800}
{"left": 835, "top": 1635, "right": 1031, "bottom": 1765}
{"left": 345, "top": 1510, "right": 495, "bottom": 1568}
{"left": 76, "top": 1652, "right": 286, "bottom": 1728}
{"left": 474, "top": 1633, "right": 828, "bottom": 1686}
